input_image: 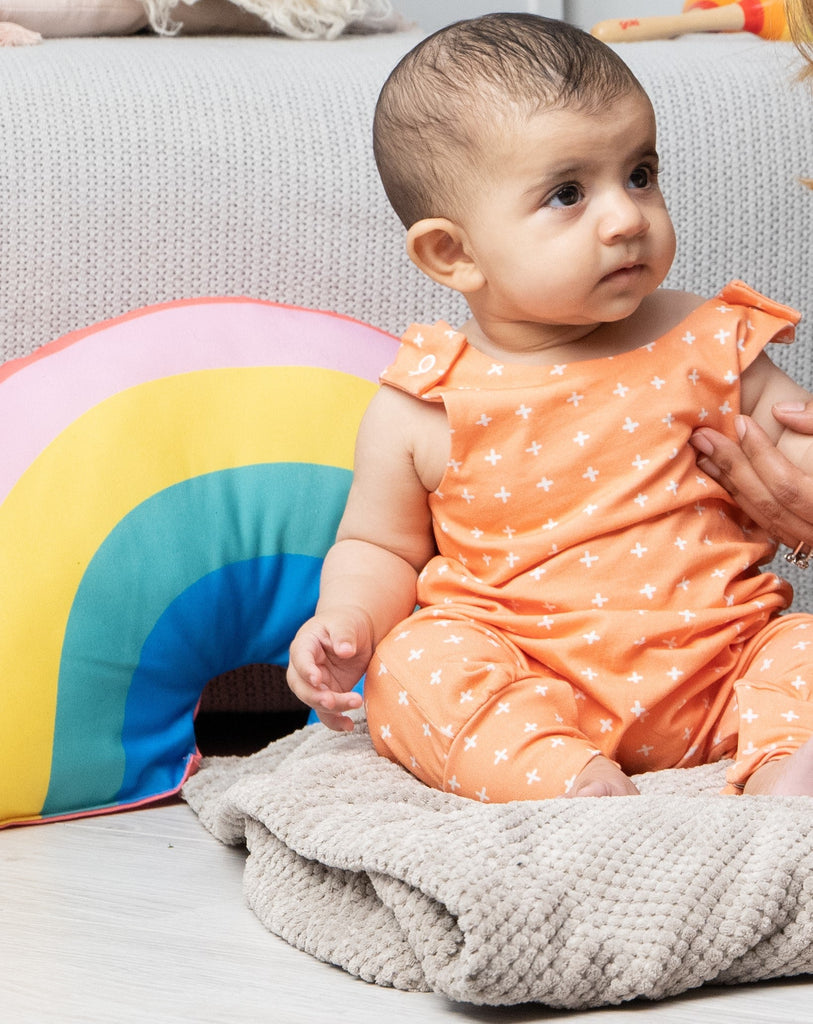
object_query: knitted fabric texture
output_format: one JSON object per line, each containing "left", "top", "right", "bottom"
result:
{"left": 183, "top": 717, "right": 813, "bottom": 1009}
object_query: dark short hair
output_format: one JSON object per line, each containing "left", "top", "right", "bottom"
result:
{"left": 373, "top": 13, "right": 646, "bottom": 227}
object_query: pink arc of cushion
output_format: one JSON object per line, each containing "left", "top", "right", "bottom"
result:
{"left": 0, "top": 298, "right": 396, "bottom": 505}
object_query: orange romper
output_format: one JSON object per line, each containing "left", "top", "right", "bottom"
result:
{"left": 364, "top": 281, "right": 813, "bottom": 801}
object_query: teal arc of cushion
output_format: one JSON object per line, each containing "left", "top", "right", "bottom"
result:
{"left": 42, "top": 462, "right": 349, "bottom": 817}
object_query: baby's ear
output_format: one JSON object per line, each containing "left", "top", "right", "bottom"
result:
{"left": 406, "top": 218, "right": 485, "bottom": 294}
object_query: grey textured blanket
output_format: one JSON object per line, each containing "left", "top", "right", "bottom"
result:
{"left": 182, "top": 718, "right": 813, "bottom": 1009}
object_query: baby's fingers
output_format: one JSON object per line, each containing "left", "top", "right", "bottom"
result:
{"left": 312, "top": 688, "right": 364, "bottom": 732}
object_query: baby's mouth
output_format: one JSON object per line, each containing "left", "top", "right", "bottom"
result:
{"left": 602, "top": 263, "right": 643, "bottom": 283}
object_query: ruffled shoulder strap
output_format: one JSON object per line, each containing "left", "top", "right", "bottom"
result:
{"left": 380, "top": 322, "right": 469, "bottom": 399}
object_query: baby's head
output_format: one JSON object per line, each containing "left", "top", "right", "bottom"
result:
{"left": 373, "top": 13, "right": 648, "bottom": 229}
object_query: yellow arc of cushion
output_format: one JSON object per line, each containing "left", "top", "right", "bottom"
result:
{"left": 0, "top": 366, "right": 374, "bottom": 820}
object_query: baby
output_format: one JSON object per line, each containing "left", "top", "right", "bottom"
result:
{"left": 288, "top": 13, "right": 813, "bottom": 801}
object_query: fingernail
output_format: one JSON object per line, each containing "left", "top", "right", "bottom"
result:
{"left": 734, "top": 415, "right": 746, "bottom": 440}
{"left": 774, "top": 401, "right": 806, "bottom": 412}
{"left": 690, "top": 433, "right": 713, "bottom": 456}
{"left": 697, "top": 457, "right": 720, "bottom": 480}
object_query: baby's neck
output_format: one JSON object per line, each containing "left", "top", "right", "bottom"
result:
{"left": 461, "top": 290, "right": 701, "bottom": 367}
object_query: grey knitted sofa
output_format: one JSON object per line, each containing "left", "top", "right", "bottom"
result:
{"left": 2, "top": 29, "right": 812, "bottom": 723}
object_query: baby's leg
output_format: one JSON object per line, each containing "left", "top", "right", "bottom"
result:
{"left": 365, "top": 610, "right": 637, "bottom": 801}
{"left": 725, "top": 614, "right": 813, "bottom": 795}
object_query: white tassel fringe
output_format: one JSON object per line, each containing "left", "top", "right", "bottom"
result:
{"left": 141, "top": 0, "right": 396, "bottom": 40}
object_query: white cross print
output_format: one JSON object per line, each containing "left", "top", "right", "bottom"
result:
{"left": 515, "top": 403, "right": 533, "bottom": 419}
{"left": 484, "top": 448, "right": 502, "bottom": 465}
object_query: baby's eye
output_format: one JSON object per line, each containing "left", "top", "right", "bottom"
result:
{"left": 547, "top": 184, "right": 583, "bottom": 208}
{"left": 628, "top": 164, "right": 657, "bottom": 189}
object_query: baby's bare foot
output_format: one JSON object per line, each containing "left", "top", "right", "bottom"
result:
{"left": 744, "top": 739, "right": 813, "bottom": 796}
{"left": 567, "top": 755, "right": 640, "bottom": 798}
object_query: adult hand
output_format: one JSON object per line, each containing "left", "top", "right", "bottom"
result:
{"left": 690, "top": 402, "right": 813, "bottom": 552}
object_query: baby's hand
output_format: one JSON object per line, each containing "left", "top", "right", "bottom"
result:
{"left": 286, "top": 609, "right": 374, "bottom": 731}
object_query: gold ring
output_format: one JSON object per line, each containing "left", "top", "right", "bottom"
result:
{"left": 785, "top": 542, "right": 812, "bottom": 570}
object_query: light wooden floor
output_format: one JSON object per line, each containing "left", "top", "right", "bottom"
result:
{"left": 2, "top": 799, "right": 812, "bottom": 1024}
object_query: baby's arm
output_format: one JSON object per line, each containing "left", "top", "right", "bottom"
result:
{"left": 740, "top": 353, "right": 813, "bottom": 477}
{"left": 287, "top": 386, "right": 437, "bottom": 731}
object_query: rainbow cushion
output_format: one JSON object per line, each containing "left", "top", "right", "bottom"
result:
{"left": 0, "top": 298, "right": 397, "bottom": 828}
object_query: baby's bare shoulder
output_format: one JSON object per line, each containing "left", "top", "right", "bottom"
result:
{"left": 357, "top": 385, "right": 449, "bottom": 489}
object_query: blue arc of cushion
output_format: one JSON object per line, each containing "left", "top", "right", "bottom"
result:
{"left": 42, "top": 463, "right": 349, "bottom": 816}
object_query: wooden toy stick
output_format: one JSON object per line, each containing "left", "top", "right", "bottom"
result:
{"left": 591, "top": 0, "right": 789, "bottom": 43}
